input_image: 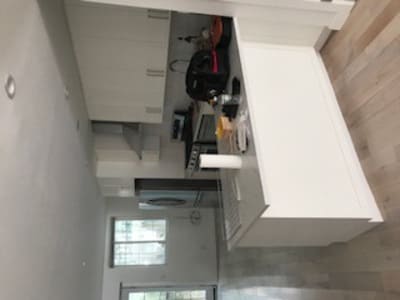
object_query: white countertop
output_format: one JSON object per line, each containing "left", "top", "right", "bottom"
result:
{"left": 218, "top": 18, "right": 382, "bottom": 248}
{"left": 230, "top": 19, "right": 383, "bottom": 220}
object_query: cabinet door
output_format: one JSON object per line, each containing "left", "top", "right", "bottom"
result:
{"left": 75, "top": 37, "right": 168, "bottom": 123}
{"left": 66, "top": 2, "right": 170, "bottom": 123}
{"left": 66, "top": 3, "right": 170, "bottom": 44}
{"left": 84, "top": 66, "right": 166, "bottom": 123}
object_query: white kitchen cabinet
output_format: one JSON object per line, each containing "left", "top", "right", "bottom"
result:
{"left": 216, "top": 19, "right": 383, "bottom": 249}
{"left": 65, "top": 1, "right": 170, "bottom": 123}
{"left": 82, "top": 0, "right": 353, "bottom": 29}
{"left": 83, "top": 0, "right": 354, "bottom": 48}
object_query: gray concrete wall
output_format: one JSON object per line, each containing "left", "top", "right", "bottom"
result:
{"left": 0, "top": 1, "right": 105, "bottom": 300}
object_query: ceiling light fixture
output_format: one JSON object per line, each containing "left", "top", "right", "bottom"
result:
{"left": 4, "top": 74, "right": 16, "bottom": 100}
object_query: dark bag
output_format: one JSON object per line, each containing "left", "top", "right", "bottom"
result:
{"left": 185, "top": 49, "right": 230, "bottom": 101}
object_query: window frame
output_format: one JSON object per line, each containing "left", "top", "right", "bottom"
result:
{"left": 110, "top": 217, "right": 168, "bottom": 268}
{"left": 120, "top": 285, "right": 216, "bottom": 300}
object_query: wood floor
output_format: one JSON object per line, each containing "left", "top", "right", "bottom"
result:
{"left": 219, "top": 0, "right": 400, "bottom": 299}
{"left": 320, "top": 0, "right": 400, "bottom": 295}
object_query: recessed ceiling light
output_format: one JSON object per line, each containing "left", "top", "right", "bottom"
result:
{"left": 4, "top": 75, "right": 16, "bottom": 100}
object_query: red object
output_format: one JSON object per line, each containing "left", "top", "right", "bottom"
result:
{"left": 211, "top": 50, "right": 218, "bottom": 73}
{"left": 211, "top": 16, "right": 223, "bottom": 49}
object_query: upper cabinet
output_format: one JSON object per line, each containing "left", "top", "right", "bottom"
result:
{"left": 81, "top": 0, "right": 353, "bottom": 30}
{"left": 80, "top": 0, "right": 354, "bottom": 48}
{"left": 65, "top": 1, "right": 170, "bottom": 123}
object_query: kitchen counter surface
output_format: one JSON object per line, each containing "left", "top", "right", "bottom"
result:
{"left": 216, "top": 19, "right": 383, "bottom": 249}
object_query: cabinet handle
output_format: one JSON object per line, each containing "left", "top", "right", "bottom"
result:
{"left": 146, "top": 69, "right": 165, "bottom": 77}
{"left": 147, "top": 9, "right": 169, "bottom": 20}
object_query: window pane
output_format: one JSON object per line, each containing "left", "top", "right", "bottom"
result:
{"left": 129, "top": 291, "right": 206, "bottom": 300}
{"left": 129, "top": 292, "right": 167, "bottom": 300}
{"left": 169, "top": 290, "right": 207, "bottom": 300}
{"left": 129, "top": 292, "right": 145, "bottom": 300}
{"left": 115, "top": 220, "right": 166, "bottom": 242}
{"left": 114, "top": 242, "right": 165, "bottom": 266}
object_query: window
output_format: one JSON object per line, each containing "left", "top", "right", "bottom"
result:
{"left": 112, "top": 219, "right": 166, "bottom": 266}
{"left": 129, "top": 290, "right": 207, "bottom": 300}
{"left": 121, "top": 286, "right": 215, "bottom": 300}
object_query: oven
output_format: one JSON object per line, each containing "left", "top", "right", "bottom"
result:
{"left": 185, "top": 102, "right": 218, "bottom": 178}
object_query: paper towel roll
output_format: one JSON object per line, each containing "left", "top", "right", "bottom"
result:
{"left": 200, "top": 154, "right": 242, "bottom": 169}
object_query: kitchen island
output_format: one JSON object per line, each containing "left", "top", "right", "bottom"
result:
{"left": 217, "top": 19, "right": 383, "bottom": 249}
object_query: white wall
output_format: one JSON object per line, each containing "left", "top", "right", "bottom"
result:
{"left": 102, "top": 198, "right": 218, "bottom": 300}
{"left": 236, "top": 18, "right": 328, "bottom": 47}
{"left": 96, "top": 141, "right": 185, "bottom": 179}
{"left": 94, "top": 132, "right": 140, "bottom": 165}
{"left": 0, "top": 1, "right": 105, "bottom": 300}
{"left": 95, "top": 132, "right": 133, "bottom": 152}
{"left": 38, "top": 0, "right": 95, "bottom": 163}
